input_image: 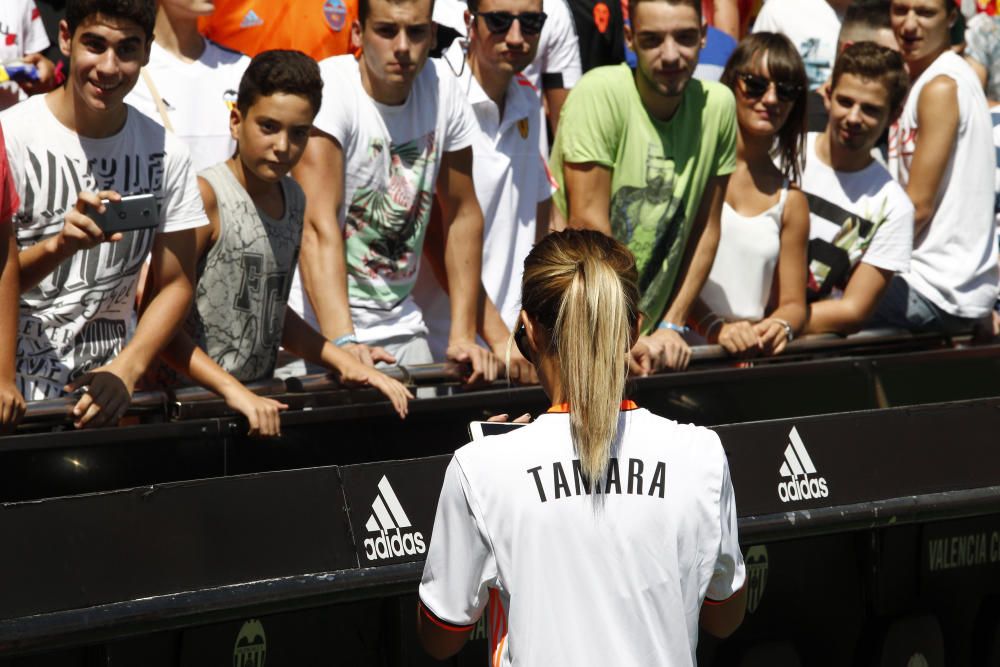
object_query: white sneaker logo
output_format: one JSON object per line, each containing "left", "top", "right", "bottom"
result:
{"left": 776, "top": 427, "right": 829, "bottom": 503}
{"left": 240, "top": 10, "right": 264, "bottom": 28}
{"left": 362, "top": 476, "right": 426, "bottom": 560}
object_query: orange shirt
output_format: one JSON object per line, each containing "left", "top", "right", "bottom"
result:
{"left": 198, "top": 0, "right": 359, "bottom": 61}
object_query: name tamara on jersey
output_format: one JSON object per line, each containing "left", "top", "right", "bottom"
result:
{"left": 527, "top": 457, "right": 667, "bottom": 503}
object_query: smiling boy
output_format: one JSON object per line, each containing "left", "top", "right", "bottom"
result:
{"left": 1, "top": 0, "right": 207, "bottom": 428}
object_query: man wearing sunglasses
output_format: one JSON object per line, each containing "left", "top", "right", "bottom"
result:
{"left": 286, "top": 0, "right": 502, "bottom": 385}
{"left": 550, "top": 0, "right": 736, "bottom": 374}
{"left": 413, "top": 0, "right": 552, "bottom": 384}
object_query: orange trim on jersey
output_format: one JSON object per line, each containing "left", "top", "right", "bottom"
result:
{"left": 488, "top": 589, "right": 509, "bottom": 667}
{"left": 418, "top": 600, "right": 476, "bottom": 632}
{"left": 547, "top": 399, "right": 638, "bottom": 413}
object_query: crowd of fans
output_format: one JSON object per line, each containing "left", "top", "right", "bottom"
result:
{"left": 0, "top": 0, "right": 996, "bottom": 435}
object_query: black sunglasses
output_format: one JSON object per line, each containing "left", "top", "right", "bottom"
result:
{"left": 738, "top": 72, "right": 802, "bottom": 103}
{"left": 476, "top": 11, "right": 548, "bottom": 35}
{"left": 513, "top": 322, "right": 533, "bottom": 361}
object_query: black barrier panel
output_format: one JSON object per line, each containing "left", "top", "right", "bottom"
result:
{"left": 715, "top": 399, "right": 1000, "bottom": 517}
{"left": 340, "top": 457, "right": 451, "bottom": 568}
{"left": 0, "top": 467, "right": 355, "bottom": 621}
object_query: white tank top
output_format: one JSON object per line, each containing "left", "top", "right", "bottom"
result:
{"left": 699, "top": 185, "right": 788, "bottom": 322}
{"left": 888, "top": 51, "right": 999, "bottom": 318}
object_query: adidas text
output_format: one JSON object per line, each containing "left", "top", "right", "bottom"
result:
{"left": 364, "top": 527, "right": 426, "bottom": 560}
{"left": 776, "top": 427, "right": 830, "bottom": 503}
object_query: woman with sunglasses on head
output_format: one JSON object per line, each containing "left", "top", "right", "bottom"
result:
{"left": 417, "top": 229, "right": 747, "bottom": 665}
{"left": 691, "top": 32, "right": 809, "bottom": 358}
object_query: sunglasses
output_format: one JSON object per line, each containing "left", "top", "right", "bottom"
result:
{"left": 476, "top": 11, "right": 548, "bottom": 35}
{"left": 513, "top": 322, "right": 533, "bottom": 361}
{"left": 738, "top": 72, "right": 802, "bottom": 103}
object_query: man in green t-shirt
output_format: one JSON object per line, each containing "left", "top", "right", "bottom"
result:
{"left": 550, "top": 0, "right": 736, "bottom": 372}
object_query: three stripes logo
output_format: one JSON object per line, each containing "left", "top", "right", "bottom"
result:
{"left": 362, "top": 476, "right": 426, "bottom": 561}
{"left": 776, "top": 427, "right": 829, "bottom": 503}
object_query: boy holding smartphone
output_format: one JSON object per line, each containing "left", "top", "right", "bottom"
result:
{"left": 155, "top": 50, "right": 412, "bottom": 434}
{"left": 0, "top": 0, "right": 208, "bottom": 427}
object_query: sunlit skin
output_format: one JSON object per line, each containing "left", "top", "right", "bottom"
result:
{"left": 624, "top": 1, "right": 704, "bottom": 121}
{"left": 821, "top": 73, "right": 893, "bottom": 171}
{"left": 53, "top": 14, "right": 151, "bottom": 137}
{"left": 890, "top": 0, "right": 955, "bottom": 79}
{"left": 228, "top": 93, "right": 315, "bottom": 215}
{"left": 351, "top": 0, "right": 437, "bottom": 105}
{"left": 734, "top": 55, "right": 795, "bottom": 142}
{"left": 466, "top": 0, "right": 543, "bottom": 106}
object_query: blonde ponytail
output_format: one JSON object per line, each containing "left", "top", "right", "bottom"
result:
{"left": 520, "top": 230, "right": 639, "bottom": 484}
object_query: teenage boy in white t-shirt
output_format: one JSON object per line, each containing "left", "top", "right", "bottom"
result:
{"left": 878, "top": 0, "right": 998, "bottom": 334}
{"left": 803, "top": 42, "right": 915, "bottom": 335}
{"left": 288, "top": 0, "right": 499, "bottom": 383}
{"left": 1, "top": 0, "right": 208, "bottom": 427}
{"left": 125, "top": 0, "right": 250, "bottom": 172}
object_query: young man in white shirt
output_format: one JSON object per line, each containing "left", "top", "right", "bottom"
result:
{"left": 802, "top": 42, "right": 914, "bottom": 335}
{"left": 1, "top": 0, "right": 207, "bottom": 427}
{"left": 413, "top": 0, "right": 553, "bottom": 382}
{"left": 752, "top": 0, "right": 852, "bottom": 91}
{"left": 876, "top": 0, "right": 998, "bottom": 334}
{"left": 289, "top": 0, "right": 499, "bottom": 383}
{"left": 124, "top": 0, "right": 250, "bottom": 171}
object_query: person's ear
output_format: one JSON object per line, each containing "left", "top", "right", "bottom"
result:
{"left": 521, "top": 311, "right": 545, "bottom": 358}
{"left": 229, "top": 107, "right": 243, "bottom": 140}
{"left": 624, "top": 21, "right": 634, "bottom": 52}
{"left": 351, "top": 18, "right": 363, "bottom": 52}
{"left": 59, "top": 19, "right": 72, "bottom": 59}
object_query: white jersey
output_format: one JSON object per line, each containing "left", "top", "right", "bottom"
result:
{"left": 287, "top": 55, "right": 477, "bottom": 345}
{"left": 125, "top": 39, "right": 250, "bottom": 172}
{"left": 413, "top": 42, "right": 554, "bottom": 359}
{"left": 0, "top": 0, "right": 50, "bottom": 109}
{"left": 1, "top": 96, "right": 208, "bottom": 400}
{"left": 419, "top": 405, "right": 745, "bottom": 667}
{"left": 888, "top": 51, "right": 999, "bottom": 318}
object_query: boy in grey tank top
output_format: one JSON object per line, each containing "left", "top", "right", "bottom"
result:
{"left": 155, "top": 51, "right": 412, "bottom": 436}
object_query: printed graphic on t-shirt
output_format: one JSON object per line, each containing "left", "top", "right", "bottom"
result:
{"left": 0, "top": 21, "right": 18, "bottom": 48}
{"left": 15, "top": 147, "right": 164, "bottom": 399}
{"left": 346, "top": 133, "right": 437, "bottom": 307}
{"left": 799, "top": 38, "right": 831, "bottom": 90}
{"left": 610, "top": 144, "right": 686, "bottom": 317}
{"left": 806, "top": 193, "right": 889, "bottom": 299}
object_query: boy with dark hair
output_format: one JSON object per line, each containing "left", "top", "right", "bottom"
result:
{"left": 801, "top": 42, "right": 914, "bottom": 335}
{"left": 1, "top": 0, "right": 207, "bottom": 428}
{"left": 158, "top": 50, "right": 411, "bottom": 435}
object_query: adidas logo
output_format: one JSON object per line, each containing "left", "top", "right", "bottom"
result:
{"left": 240, "top": 10, "right": 264, "bottom": 28}
{"left": 362, "top": 476, "right": 426, "bottom": 561}
{"left": 776, "top": 427, "right": 829, "bottom": 503}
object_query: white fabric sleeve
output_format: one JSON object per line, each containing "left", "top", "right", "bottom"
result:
{"left": 2, "top": 121, "right": 24, "bottom": 203}
{"left": 750, "top": 0, "right": 779, "bottom": 33}
{"left": 419, "top": 456, "right": 497, "bottom": 627}
{"left": 159, "top": 134, "right": 209, "bottom": 233}
{"left": 313, "top": 60, "right": 354, "bottom": 146}
{"left": 440, "top": 65, "right": 478, "bottom": 152}
{"left": 705, "top": 451, "right": 746, "bottom": 602}
{"left": 860, "top": 189, "right": 914, "bottom": 274}
{"left": 23, "top": 1, "right": 50, "bottom": 55}
{"left": 541, "top": 0, "right": 582, "bottom": 89}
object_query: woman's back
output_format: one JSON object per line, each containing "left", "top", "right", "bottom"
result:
{"left": 419, "top": 407, "right": 743, "bottom": 666}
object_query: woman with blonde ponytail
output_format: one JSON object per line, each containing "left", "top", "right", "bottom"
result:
{"left": 418, "top": 230, "right": 747, "bottom": 666}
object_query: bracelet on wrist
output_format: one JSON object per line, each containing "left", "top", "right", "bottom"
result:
{"left": 657, "top": 321, "right": 690, "bottom": 335}
{"left": 332, "top": 333, "right": 358, "bottom": 347}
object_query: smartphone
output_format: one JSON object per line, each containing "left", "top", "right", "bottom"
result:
{"left": 468, "top": 420, "right": 528, "bottom": 440}
{"left": 91, "top": 193, "right": 160, "bottom": 233}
